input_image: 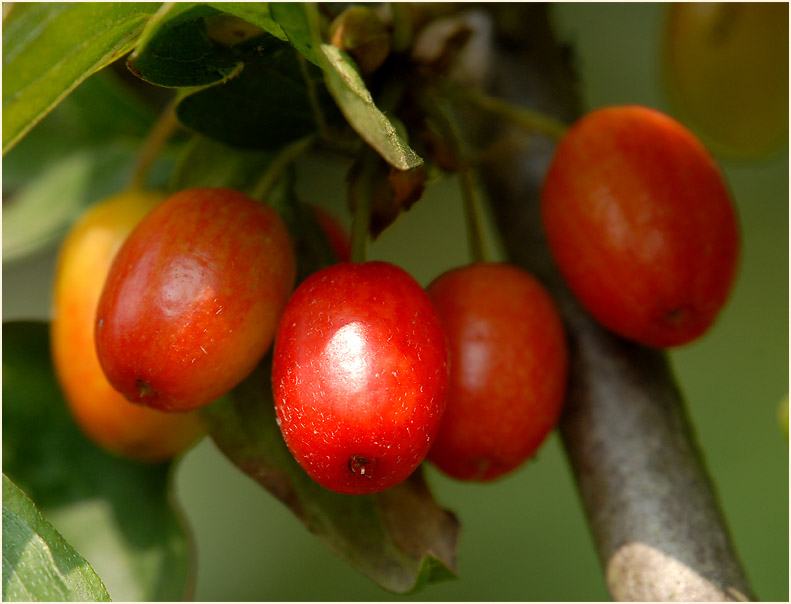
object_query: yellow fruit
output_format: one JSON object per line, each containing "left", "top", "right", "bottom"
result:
{"left": 664, "top": 2, "right": 789, "bottom": 158}
{"left": 51, "top": 189, "right": 205, "bottom": 462}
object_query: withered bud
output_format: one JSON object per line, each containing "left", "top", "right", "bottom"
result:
{"left": 348, "top": 150, "right": 427, "bottom": 239}
{"left": 329, "top": 5, "right": 392, "bottom": 75}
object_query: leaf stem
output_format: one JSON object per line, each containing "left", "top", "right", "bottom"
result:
{"left": 250, "top": 135, "right": 316, "bottom": 202}
{"left": 389, "top": 2, "right": 413, "bottom": 52}
{"left": 130, "top": 97, "right": 180, "bottom": 190}
{"left": 442, "top": 83, "right": 569, "bottom": 141}
{"left": 423, "top": 94, "right": 488, "bottom": 263}
{"left": 298, "top": 53, "right": 329, "bottom": 140}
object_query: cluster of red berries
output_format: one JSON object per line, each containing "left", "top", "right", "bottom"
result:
{"left": 52, "top": 105, "right": 739, "bottom": 496}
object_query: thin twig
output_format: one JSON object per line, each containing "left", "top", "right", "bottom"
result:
{"left": 298, "top": 54, "right": 329, "bottom": 140}
{"left": 130, "top": 97, "right": 180, "bottom": 189}
{"left": 422, "top": 93, "right": 488, "bottom": 263}
{"left": 250, "top": 135, "right": 316, "bottom": 202}
{"left": 442, "top": 82, "right": 569, "bottom": 141}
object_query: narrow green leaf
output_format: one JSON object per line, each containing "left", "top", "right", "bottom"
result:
{"left": 127, "top": 3, "right": 243, "bottom": 87}
{"left": 2, "top": 475, "right": 111, "bottom": 602}
{"left": 319, "top": 43, "right": 423, "bottom": 171}
{"left": 202, "top": 360, "right": 459, "bottom": 594}
{"left": 2, "top": 2, "right": 161, "bottom": 154}
{"left": 2, "top": 322, "right": 196, "bottom": 602}
{"left": 268, "top": 3, "right": 422, "bottom": 170}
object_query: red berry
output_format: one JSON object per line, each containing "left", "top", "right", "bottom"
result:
{"left": 427, "top": 263, "right": 568, "bottom": 481}
{"left": 312, "top": 206, "right": 351, "bottom": 262}
{"left": 95, "top": 187, "right": 296, "bottom": 412}
{"left": 52, "top": 190, "right": 205, "bottom": 461}
{"left": 272, "top": 261, "right": 449, "bottom": 495}
{"left": 541, "top": 105, "right": 740, "bottom": 348}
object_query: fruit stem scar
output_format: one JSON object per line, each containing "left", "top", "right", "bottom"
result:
{"left": 349, "top": 454, "right": 376, "bottom": 477}
{"left": 664, "top": 307, "right": 689, "bottom": 325}
{"left": 136, "top": 379, "right": 154, "bottom": 398}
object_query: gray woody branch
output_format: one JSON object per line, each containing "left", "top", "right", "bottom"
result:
{"left": 465, "top": 4, "right": 755, "bottom": 601}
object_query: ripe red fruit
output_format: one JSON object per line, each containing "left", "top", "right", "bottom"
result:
{"left": 52, "top": 190, "right": 205, "bottom": 461}
{"left": 541, "top": 105, "right": 740, "bottom": 348}
{"left": 426, "top": 262, "right": 568, "bottom": 481}
{"left": 95, "top": 187, "right": 296, "bottom": 412}
{"left": 272, "top": 261, "right": 448, "bottom": 495}
{"left": 312, "top": 206, "right": 351, "bottom": 262}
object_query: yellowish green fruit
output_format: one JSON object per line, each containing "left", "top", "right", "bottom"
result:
{"left": 664, "top": 3, "right": 789, "bottom": 158}
{"left": 779, "top": 394, "right": 789, "bottom": 442}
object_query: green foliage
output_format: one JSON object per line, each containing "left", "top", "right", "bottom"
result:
{"left": 169, "top": 134, "right": 275, "bottom": 193}
{"left": 128, "top": 4, "right": 242, "bottom": 87}
{"left": 3, "top": 144, "right": 138, "bottom": 263}
{"left": 204, "top": 3, "right": 287, "bottom": 41}
{"left": 126, "top": 4, "right": 338, "bottom": 150}
{"left": 173, "top": 35, "right": 339, "bottom": 149}
{"left": 2, "top": 322, "right": 195, "bottom": 601}
{"left": 2, "top": 68, "right": 168, "bottom": 263}
{"left": 320, "top": 42, "right": 423, "bottom": 170}
{"left": 2, "top": 475, "right": 110, "bottom": 602}
{"left": 2, "top": 2, "right": 161, "bottom": 153}
{"left": 269, "top": 2, "right": 323, "bottom": 65}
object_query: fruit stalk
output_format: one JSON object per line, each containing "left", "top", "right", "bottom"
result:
{"left": 422, "top": 94, "right": 488, "bottom": 263}
{"left": 130, "top": 98, "right": 180, "bottom": 190}
{"left": 250, "top": 135, "right": 316, "bottom": 203}
{"left": 348, "top": 149, "right": 377, "bottom": 263}
{"left": 469, "top": 4, "right": 754, "bottom": 601}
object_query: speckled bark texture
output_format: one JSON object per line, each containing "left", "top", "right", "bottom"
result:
{"left": 469, "top": 4, "right": 755, "bottom": 601}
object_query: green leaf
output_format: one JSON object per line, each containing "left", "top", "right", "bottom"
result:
{"left": 127, "top": 3, "right": 243, "bottom": 87}
{"left": 2, "top": 2, "right": 161, "bottom": 154}
{"left": 2, "top": 69, "right": 158, "bottom": 193}
{"left": 319, "top": 43, "right": 423, "bottom": 170}
{"left": 3, "top": 143, "right": 139, "bottom": 264}
{"left": 269, "top": 2, "right": 321, "bottom": 65}
{"left": 205, "top": 2, "right": 287, "bottom": 41}
{"left": 202, "top": 359, "right": 459, "bottom": 595}
{"left": 2, "top": 475, "right": 111, "bottom": 602}
{"left": 2, "top": 322, "right": 196, "bottom": 602}
{"left": 3, "top": 65, "right": 179, "bottom": 264}
{"left": 269, "top": 3, "right": 423, "bottom": 170}
{"left": 174, "top": 35, "right": 337, "bottom": 149}
{"left": 170, "top": 134, "right": 275, "bottom": 193}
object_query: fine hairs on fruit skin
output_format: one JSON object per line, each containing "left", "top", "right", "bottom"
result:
{"left": 426, "top": 262, "right": 568, "bottom": 481}
{"left": 541, "top": 105, "right": 740, "bottom": 349}
{"left": 272, "top": 261, "right": 449, "bottom": 496}
{"left": 95, "top": 187, "right": 297, "bottom": 413}
{"left": 51, "top": 190, "right": 205, "bottom": 461}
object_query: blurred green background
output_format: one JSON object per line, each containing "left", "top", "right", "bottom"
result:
{"left": 3, "top": 3, "right": 787, "bottom": 601}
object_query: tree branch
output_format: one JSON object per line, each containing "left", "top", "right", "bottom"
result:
{"left": 469, "top": 4, "right": 755, "bottom": 600}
